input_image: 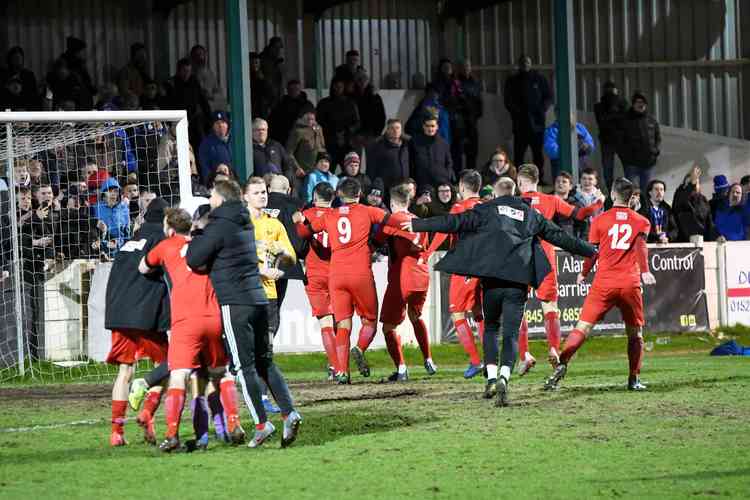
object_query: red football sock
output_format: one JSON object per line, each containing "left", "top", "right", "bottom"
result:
{"left": 477, "top": 320, "right": 485, "bottom": 343}
{"left": 140, "top": 390, "right": 162, "bottom": 420}
{"left": 454, "top": 318, "right": 481, "bottom": 365}
{"left": 164, "top": 388, "right": 185, "bottom": 439}
{"left": 356, "top": 323, "right": 376, "bottom": 353}
{"left": 560, "top": 328, "right": 587, "bottom": 364}
{"left": 219, "top": 378, "right": 240, "bottom": 429}
{"left": 410, "top": 318, "right": 431, "bottom": 360}
{"left": 336, "top": 327, "right": 351, "bottom": 374}
{"left": 628, "top": 336, "right": 644, "bottom": 377}
{"left": 544, "top": 311, "right": 562, "bottom": 351}
{"left": 320, "top": 326, "right": 338, "bottom": 371}
{"left": 384, "top": 330, "right": 404, "bottom": 368}
{"left": 111, "top": 400, "right": 127, "bottom": 434}
{"left": 518, "top": 318, "right": 529, "bottom": 359}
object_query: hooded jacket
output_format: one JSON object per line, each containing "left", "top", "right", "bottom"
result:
{"left": 285, "top": 116, "right": 326, "bottom": 174}
{"left": 412, "top": 196, "right": 596, "bottom": 287}
{"left": 92, "top": 178, "right": 130, "bottom": 256}
{"left": 186, "top": 200, "right": 267, "bottom": 306}
{"left": 104, "top": 198, "right": 170, "bottom": 332}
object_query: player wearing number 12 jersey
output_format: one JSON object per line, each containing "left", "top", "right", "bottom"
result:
{"left": 299, "top": 177, "right": 413, "bottom": 384}
{"left": 545, "top": 178, "right": 656, "bottom": 391}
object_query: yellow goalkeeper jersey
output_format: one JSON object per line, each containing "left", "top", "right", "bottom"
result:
{"left": 252, "top": 211, "right": 296, "bottom": 300}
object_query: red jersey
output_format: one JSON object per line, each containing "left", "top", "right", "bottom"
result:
{"left": 299, "top": 207, "right": 332, "bottom": 279}
{"left": 587, "top": 207, "right": 651, "bottom": 289}
{"left": 383, "top": 211, "right": 429, "bottom": 292}
{"left": 428, "top": 196, "right": 482, "bottom": 252}
{"left": 307, "top": 203, "right": 387, "bottom": 276}
{"left": 146, "top": 235, "right": 219, "bottom": 324}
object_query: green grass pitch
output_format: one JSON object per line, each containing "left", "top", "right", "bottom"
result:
{"left": 0, "top": 331, "right": 749, "bottom": 500}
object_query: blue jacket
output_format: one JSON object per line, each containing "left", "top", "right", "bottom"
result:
{"left": 544, "top": 122, "right": 595, "bottom": 160}
{"left": 92, "top": 201, "right": 131, "bottom": 256}
{"left": 303, "top": 170, "right": 339, "bottom": 203}
{"left": 405, "top": 97, "right": 451, "bottom": 144}
{"left": 199, "top": 133, "right": 232, "bottom": 181}
{"left": 114, "top": 128, "right": 137, "bottom": 173}
{"left": 714, "top": 200, "right": 750, "bottom": 241}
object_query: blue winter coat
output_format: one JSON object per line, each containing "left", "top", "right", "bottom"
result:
{"left": 714, "top": 200, "right": 750, "bottom": 241}
{"left": 303, "top": 170, "right": 339, "bottom": 203}
{"left": 199, "top": 133, "right": 232, "bottom": 181}
{"left": 544, "top": 121, "right": 595, "bottom": 161}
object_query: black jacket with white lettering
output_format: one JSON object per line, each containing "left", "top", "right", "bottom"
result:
{"left": 412, "top": 196, "right": 596, "bottom": 287}
{"left": 104, "top": 219, "right": 170, "bottom": 332}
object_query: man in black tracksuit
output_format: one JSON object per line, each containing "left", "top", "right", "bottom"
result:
{"left": 186, "top": 179, "right": 301, "bottom": 448}
{"left": 407, "top": 177, "right": 596, "bottom": 407}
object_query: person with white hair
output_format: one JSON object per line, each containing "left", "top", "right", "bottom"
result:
{"left": 252, "top": 117, "right": 299, "bottom": 186}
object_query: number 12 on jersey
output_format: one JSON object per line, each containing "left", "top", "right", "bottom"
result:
{"left": 608, "top": 223, "right": 633, "bottom": 250}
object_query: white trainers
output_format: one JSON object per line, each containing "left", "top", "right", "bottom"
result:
{"left": 248, "top": 421, "right": 276, "bottom": 448}
{"left": 281, "top": 411, "right": 302, "bottom": 448}
{"left": 517, "top": 353, "right": 536, "bottom": 376}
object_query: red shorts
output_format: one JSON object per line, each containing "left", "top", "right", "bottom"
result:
{"left": 535, "top": 271, "right": 559, "bottom": 302}
{"left": 168, "top": 315, "right": 227, "bottom": 370}
{"left": 448, "top": 274, "right": 482, "bottom": 316}
{"left": 380, "top": 282, "right": 427, "bottom": 325}
{"left": 106, "top": 329, "right": 168, "bottom": 365}
{"left": 330, "top": 273, "right": 378, "bottom": 322}
{"left": 305, "top": 274, "right": 333, "bottom": 318}
{"left": 580, "top": 286, "right": 644, "bottom": 327}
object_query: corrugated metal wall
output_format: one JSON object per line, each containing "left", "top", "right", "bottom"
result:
{"left": 316, "top": 0, "right": 436, "bottom": 90}
{"left": 461, "top": 0, "right": 748, "bottom": 139}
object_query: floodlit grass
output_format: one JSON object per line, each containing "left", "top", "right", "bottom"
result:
{"left": 0, "top": 332, "right": 749, "bottom": 499}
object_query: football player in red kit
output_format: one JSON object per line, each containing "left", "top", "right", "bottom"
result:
{"left": 545, "top": 178, "right": 656, "bottom": 391}
{"left": 296, "top": 177, "right": 414, "bottom": 384}
{"left": 140, "top": 208, "right": 246, "bottom": 451}
{"left": 378, "top": 183, "right": 435, "bottom": 381}
{"left": 426, "top": 170, "right": 485, "bottom": 379}
{"left": 294, "top": 182, "right": 337, "bottom": 380}
{"left": 515, "top": 164, "right": 604, "bottom": 374}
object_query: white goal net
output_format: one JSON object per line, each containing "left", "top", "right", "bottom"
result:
{"left": 0, "top": 110, "right": 195, "bottom": 382}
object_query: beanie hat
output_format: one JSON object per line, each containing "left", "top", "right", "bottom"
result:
{"left": 343, "top": 151, "right": 360, "bottom": 167}
{"left": 713, "top": 175, "right": 730, "bottom": 192}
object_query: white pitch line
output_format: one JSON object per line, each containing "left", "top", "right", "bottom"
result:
{"left": 0, "top": 418, "right": 108, "bottom": 433}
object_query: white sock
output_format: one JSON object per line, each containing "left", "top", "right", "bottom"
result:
{"left": 261, "top": 394, "right": 269, "bottom": 402}
{"left": 500, "top": 365, "right": 511, "bottom": 381}
{"left": 397, "top": 364, "right": 407, "bottom": 374}
{"left": 426, "top": 357, "right": 434, "bottom": 365}
{"left": 486, "top": 364, "right": 498, "bottom": 380}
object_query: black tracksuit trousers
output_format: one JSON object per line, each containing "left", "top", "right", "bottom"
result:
{"left": 480, "top": 279, "right": 528, "bottom": 371}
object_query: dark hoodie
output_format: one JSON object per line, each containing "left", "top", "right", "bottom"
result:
{"left": 186, "top": 200, "right": 267, "bottom": 306}
{"left": 60, "top": 37, "right": 96, "bottom": 109}
{"left": 104, "top": 198, "right": 170, "bottom": 332}
{"left": 316, "top": 82, "right": 360, "bottom": 149}
{"left": 1, "top": 47, "right": 38, "bottom": 110}
{"left": 269, "top": 91, "right": 315, "bottom": 145}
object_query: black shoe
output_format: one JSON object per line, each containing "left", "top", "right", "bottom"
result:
{"left": 483, "top": 379, "right": 497, "bottom": 399}
{"left": 351, "top": 346, "right": 371, "bottom": 377}
{"left": 387, "top": 370, "right": 409, "bottom": 382}
{"left": 495, "top": 377, "right": 509, "bottom": 407}
{"left": 544, "top": 363, "right": 567, "bottom": 391}
{"left": 628, "top": 377, "right": 647, "bottom": 391}
{"left": 183, "top": 439, "right": 208, "bottom": 453}
{"left": 336, "top": 372, "right": 351, "bottom": 385}
{"left": 158, "top": 436, "right": 180, "bottom": 453}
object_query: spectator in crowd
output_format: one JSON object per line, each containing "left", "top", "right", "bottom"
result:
{"left": 164, "top": 57, "right": 211, "bottom": 150}
{"left": 433, "top": 58, "right": 458, "bottom": 103}
{"left": 83, "top": 162, "right": 108, "bottom": 206}
{"left": 269, "top": 79, "right": 314, "bottom": 146}
{"left": 673, "top": 165, "right": 718, "bottom": 243}
{"left": 618, "top": 92, "right": 661, "bottom": 189}
{"left": 405, "top": 83, "right": 451, "bottom": 144}
{"left": 714, "top": 183, "right": 750, "bottom": 241}
{"left": 409, "top": 115, "right": 453, "bottom": 192}
{"left": 422, "top": 183, "right": 457, "bottom": 241}
{"left": 59, "top": 188, "right": 95, "bottom": 259}
{"left": 741, "top": 175, "right": 750, "bottom": 198}
{"left": 303, "top": 152, "right": 338, "bottom": 203}
{"left": 59, "top": 36, "right": 96, "bottom": 110}
{"left": 709, "top": 175, "right": 730, "bottom": 219}
{"left": 260, "top": 36, "right": 286, "bottom": 107}
{"left": 205, "top": 164, "right": 238, "bottom": 190}
{"left": 366, "top": 118, "right": 410, "bottom": 201}
{"left": 339, "top": 152, "right": 370, "bottom": 202}
{"left": 316, "top": 77, "right": 360, "bottom": 169}
{"left": 456, "top": 60, "right": 483, "bottom": 170}
{"left": 45, "top": 58, "right": 84, "bottom": 110}
{"left": 140, "top": 79, "right": 161, "bottom": 109}
{"left": 570, "top": 168, "right": 604, "bottom": 238}
{"left": 198, "top": 111, "right": 232, "bottom": 182}
{"left": 552, "top": 172, "right": 578, "bottom": 235}
{"left": 639, "top": 179, "right": 679, "bottom": 243}
{"left": 481, "top": 148, "right": 517, "bottom": 187}
{"left": 249, "top": 51, "right": 275, "bottom": 120}
{"left": 190, "top": 44, "right": 224, "bottom": 111}
{"left": 1, "top": 46, "right": 38, "bottom": 110}
{"left": 28, "top": 160, "right": 49, "bottom": 190}
{"left": 1, "top": 76, "right": 27, "bottom": 111}
{"left": 594, "top": 81, "right": 628, "bottom": 190}
{"left": 285, "top": 111, "right": 326, "bottom": 196}
{"left": 353, "top": 72, "right": 386, "bottom": 144}
{"left": 365, "top": 178, "right": 387, "bottom": 210}
{"left": 543, "top": 118, "right": 595, "bottom": 180}
{"left": 504, "top": 55, "right": 553, "bottom": 177}
{"left": 117, "top": 43, "right": 150, "bottom": 101}
{"left": 252, "top": 118, "right": 297, "bottom": 184}
{"left": 123, "top": 181, "right": 140, "bottom": 221}
{"left": 92, "top": 178, "right": 130, "bottom": 258}
{"left": 334, "top": 50, "right": 364, "bottom": 83}
{"left": 34, "top": 184, "right": 63, "bottom": 257}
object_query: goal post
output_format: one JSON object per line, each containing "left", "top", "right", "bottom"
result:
{"left": 0, "top": 110, "right": 195, "bottom": 381}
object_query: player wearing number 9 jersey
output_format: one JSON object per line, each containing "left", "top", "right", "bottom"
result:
{"left": 545, "top": 178, "right": 656, "bottom": 392}
{"left": 299, "top": 177, "right": 414, "bottom": 384}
